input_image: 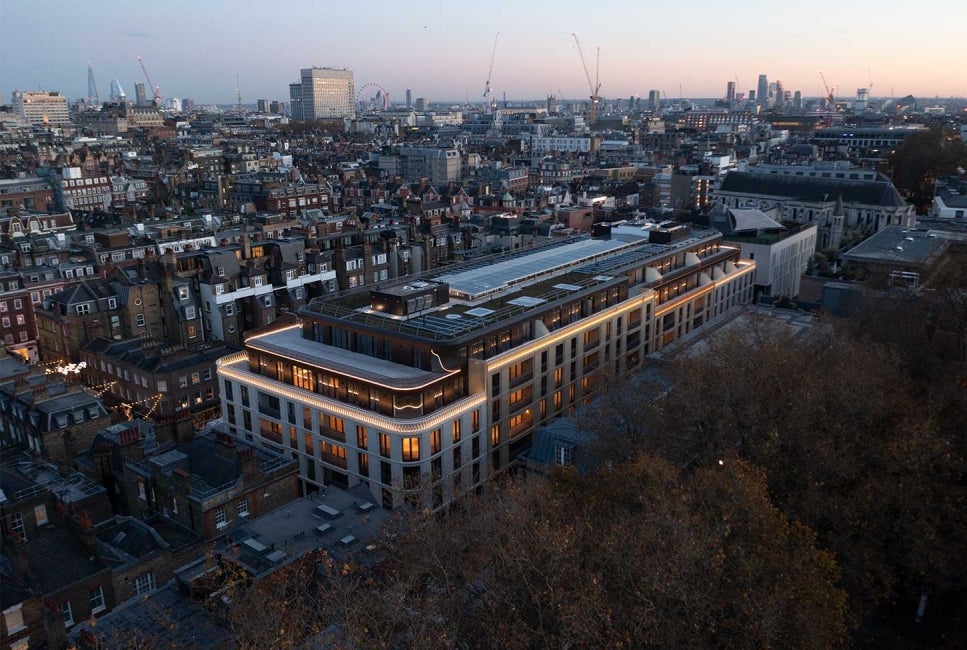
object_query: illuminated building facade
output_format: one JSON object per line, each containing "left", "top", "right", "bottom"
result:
{"left": 218, "top": 227, "right": 755, "bottom": 509}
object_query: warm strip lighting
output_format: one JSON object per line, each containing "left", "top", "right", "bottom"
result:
{"left": 486, "top": 291, "right": 656, "bottom": 372}
{"left": 217, "top": 357, "right": 486, "bottom": 434}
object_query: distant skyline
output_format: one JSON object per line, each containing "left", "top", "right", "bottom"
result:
{"left": 2, "top": 0, "right": 965, "bottom": 106}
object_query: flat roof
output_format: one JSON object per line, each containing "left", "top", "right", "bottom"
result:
{"left": 224, "top": 487, "right": 389, "bottom": 576}
{"left": 247, "top": 326, "right": 453, "bottom": 388}
{"left": 842, "top": 226, "right": 948, "bottom": 267}
{"left": 436, "top": 238, "right": 635, "bottom": 301}
{"left": 302, "top": 229, "right": 725, "bottom": 342}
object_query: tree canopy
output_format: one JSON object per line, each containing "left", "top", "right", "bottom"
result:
{"left": 888, "top": 127, "right": 967, "bottom": 211}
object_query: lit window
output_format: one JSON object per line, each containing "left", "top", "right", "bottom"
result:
{"left": 402, "top": 436, "right": 420, "bottom": 462}
{"left": 34, "top": 504, "right": 48, "bottom": 526}
{"left": 4, "top": 604, "right": 26, "bottom": 634}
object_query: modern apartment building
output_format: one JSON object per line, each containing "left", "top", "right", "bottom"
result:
{"left": 289, "top": 67, "right": 355, "bottom": 121}
{"left": 11, "top": 91, "right": 70, "bottom": 126}
{"left": 218, "top": 226, "right": 755, "bottom": 509}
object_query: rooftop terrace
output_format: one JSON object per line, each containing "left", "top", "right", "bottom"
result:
{"left": 302, "top": 228, "right": 723, "bottom": 341}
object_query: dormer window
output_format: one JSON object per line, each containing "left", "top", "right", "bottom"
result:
{"left": 177, "top": 287, "right": 189, "bottom": 301}
{"left": 76, "top": 304, "right": 91, "bottom": 316}
{"left": 254, "top": 276, "right": 263, "bottom": 287}
{"left": 214, "top": 284, "right": 224, "bottom": 295}
{"left": 185, "top": 306, "right": 196, "bottom": 320}
{"left": 107, "top": 298, "right": 117, "bottom": 309}
{"left": 285, "top": 270, "right": 295, "bottom": 280}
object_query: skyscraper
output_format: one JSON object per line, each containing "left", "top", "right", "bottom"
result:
{"left": 405, "top": 88, "right": 412, "bottom": 108}
{"left": 134, "top": 82, "right": 147, "bottom": 107}
{"left": 87, "top": 62, "right": 99, "bottom": 105}
{"left": 289, "top": 67, "right": 355, "bottom": 120}
{"left": 726, "top": 81, "right": 736, "bottom": 102}
{"left": 110, "top": 79, "right": 127, "bottom": 102}
{"left": 756, "top": 74, "right": 768, "bottom": 107}
{"left": 648, "top": 89, "right": 661, "bottom": 111}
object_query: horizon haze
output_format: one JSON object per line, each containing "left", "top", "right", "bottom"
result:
{"left": 2, "top": 0, "right": 965, "bottom": 105}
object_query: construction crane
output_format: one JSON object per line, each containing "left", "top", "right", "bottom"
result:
{"left": 482, "top": 32, "right": 499, "bottom": 98}
{"left": 819, "top": 71, "right": 834, "bottom": 108}
{"left": 867, "top": 67, "right": 875, "bottom": 94}
{"left": 235, "top": 71, "right": 242, "bottom": 111}
{"left": 137, "top": 56, "right": 161, "bottom": 104}
{"left": 571, "top": 32, "right": 601, "bottom": 125}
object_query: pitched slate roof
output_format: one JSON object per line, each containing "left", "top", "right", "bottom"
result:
{"left": 719, "top": 172, "right": 906, "bottom": 207}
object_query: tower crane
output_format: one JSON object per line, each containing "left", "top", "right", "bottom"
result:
{"left": 819, "top": 71, "right": 834, "bottom": 108}
{"left": 867, "top": 67, "right": 874, "bottom": 94}
{"left": 571, "top": 32, "right": 601, "bottom": 125}
{"left": 137, "top": 56, "right": 161, "bottom": 104}
{"left": 482, "top": 32, "right": 499, "bottom": 99}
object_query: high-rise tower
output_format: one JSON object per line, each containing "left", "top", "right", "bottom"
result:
{"left": 290, "top": 67, "right": 355, "bottom": 120}
{"left": 110, "top": 79, "right": 127, "bottom": 102}
{"left": 87, "top": 62, "right": 100, "bottom": 105}
{"left": 134, "top": 82, "right": 147, "bottom": 107}
{"left": 756, "top": 74, "right": 768, "bottom": 107}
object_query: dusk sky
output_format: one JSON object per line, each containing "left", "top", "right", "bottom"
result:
{"left": 2, "top": 0, "right": 964, "bottom": 105}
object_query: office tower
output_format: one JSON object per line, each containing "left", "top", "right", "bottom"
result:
{"left": 110, "top": 79, "right": 127, "bottom": 102}
{"left": 257, "top": 99, "right": 270, "bottom": 113}
{"left": 414, "top": 97, "right": 428, "bottom": 112}
{"left": 12, "top": 90, "right": 70, "bottom": 125}
{"left": 726, "top": 81, "right": 736, "bottom": 102}
{"left": 774, "top": 80, "right": 784, "bottom": 107}
{"left": 134, "top": 82, "right": 147, "bottom": 107}
{"left": 648, "top": 89, "right": 661, "bottom": 110}
{"left": 405, "top": 88, "right": 412, "bottom": 108}
{"left": 748, "top": 89, "right": 756, "bottom": 102}
{"left": 87, "top": 62, "right": 99, "bottom": 105}
{"left": 793, "top": 90, "right": 802, "bottom": 109}
{"left": 289, "top": 83, "right": 303, "bottom": 120}
{"left": 290, "top": 67, "right": 355, "bottom": 120}
{"left": 756, "top": 74, "right": 768, "bottom": 107}
{"left": 270, "top": 100, "right": 284, "bottom": 114}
